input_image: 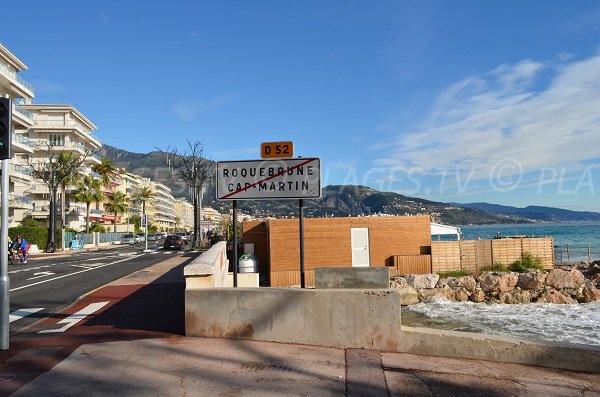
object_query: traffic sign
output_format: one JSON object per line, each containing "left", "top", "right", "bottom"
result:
{"left": 216, "top": 158, "right": 321, "bottom": 200}
{"left": 141, "top": 214, "right": 148, "bottom": 227}
{"left": 199, "top": 220, "right": 211, "bottom": 226}
{"left": 260, "top": 141, "right": 293, "bottom": 159}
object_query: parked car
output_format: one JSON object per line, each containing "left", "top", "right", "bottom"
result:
{"left": 176, "top": 232, "right": 188, "bottom": 241}
{"left": 164, "top": 235, "right": 184, "bottom": 250}
{"left": 147, "top": 234, "right": 158, "bottom": 241}
{"left": 121, "top": 234, "right": 136, "bottom": 245}
{"left": 135, "top": 233, "right": 145, "bottom": 243}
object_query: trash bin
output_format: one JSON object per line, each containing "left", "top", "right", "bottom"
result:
{"left": 238, "top": 253, "right": 258, "bottom": 273}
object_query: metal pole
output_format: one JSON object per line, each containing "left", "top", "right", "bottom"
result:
{"left": 1, "top": 158, "right": 10, "bottom": 349}
{"left": 233, "top": 200, "right": 238, "bottom": 287}
{"left": 299, "top": 199, "right": 305, "bottom": 288}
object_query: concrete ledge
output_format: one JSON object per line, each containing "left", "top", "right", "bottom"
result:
{"left": 399, "top": 326, "right": 600, "bottom": 373}
{"left": 185, "top": 288, "right": 402, "bottom": 350}
{"left": 315, "top": 266, "right": 390, "bottom": 289}
{"left": 184, "top": 242, "right": 228, "bottom": 288}
{"left": 226, "top": 273, "right": 259, "bottom": 287}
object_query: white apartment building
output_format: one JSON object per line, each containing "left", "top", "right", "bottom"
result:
{"left": 21, "top": 103, "right": 102, "bottom": 230}
{"left": 151, "top": 181, "right": 177, "bottom": 231}
{"left": 0, "top": 43, "right": 36, "bottom": 227}
{"left": 175, "top": 198, "right": 194, "bottom": 230}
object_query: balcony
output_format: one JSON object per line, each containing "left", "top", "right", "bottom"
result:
{"left": 12, "top": 133, "right": 35, "bottom": 153}
{"left": 8, "top": 194, "right": 32, "bottom": 209}
{"left": 0, "top": 62, "right": 34, "bottom": 97}
{"left": 9, "top": 163, "right": 33, "bottom": 180}
{"left": 32, "top": 120, "right": 99, "bottom": 146}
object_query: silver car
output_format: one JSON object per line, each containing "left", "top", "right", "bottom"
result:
{"left": 121, "top": 234, "right": 136, "bottom": 245}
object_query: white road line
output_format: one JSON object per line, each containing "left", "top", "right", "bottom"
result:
{"left": 10, "top": 254, "right": 146, "bottom": 292}
{"left": 9, "top": 308, "right": 44, "bottom": 323}
{"left": 70, "top": 263, "right": 103, "bottom": 269}
{"left": 39, "top": 301, "right": 109, "bottom": 334}
{"left": 26, "top": 271, "right": 56, "bottom": 280}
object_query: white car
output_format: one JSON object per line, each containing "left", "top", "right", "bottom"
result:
{"left": 121, "top": 234, "right": 136, "bottom": 245}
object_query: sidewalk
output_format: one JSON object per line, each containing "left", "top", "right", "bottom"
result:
{"left": 5, "top": 255, "right": 600, "bottom": 396}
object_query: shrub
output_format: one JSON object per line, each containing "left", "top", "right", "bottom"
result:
{"left": 510, "top": 253, "right": 544, "bottom": 272}
{"left": 436, "top": 270, "right": 470, "bottom": 278}
{"left": 89, "top": 223, "right": 107, "bottom": 233}
{"left": 479, "top": 263, "right": 509, "bottom": 272}
{"left": 9, "top": 227, "right": 62, "bottom": 248}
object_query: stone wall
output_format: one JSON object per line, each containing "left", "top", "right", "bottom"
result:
{"left": 392, "top": 261, "right": 600, "bottom": 305}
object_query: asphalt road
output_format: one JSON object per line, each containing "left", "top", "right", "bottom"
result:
{"left": 7, "top": 241, "right": 190, "bottom": 333}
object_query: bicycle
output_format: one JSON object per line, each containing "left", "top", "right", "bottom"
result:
{"left": 8, "top": 249, "right": 26, "bottom": 265}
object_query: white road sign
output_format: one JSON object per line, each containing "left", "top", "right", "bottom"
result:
{"left": 216, "top": 158, "right": 321, "bottom": 200}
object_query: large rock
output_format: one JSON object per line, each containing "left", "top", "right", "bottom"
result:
{"left": 517, "top": 270, "right": 547, "bottom": 290}
{"left": 470, "top": 288, "right": 486, "bottom": 303}
{"left": 397, "top": 286, "right": 420, "bottom": 305}
{"left": 390, "top": 276, "right": 407, "bottom": 288}
{"left": 454, "top": 289, "right": 469, "bottom": 302}
{"left": 446, "top": 276, "right": 477, "bottom": 292}
{"left": 404, "top": 274, "right": 439, "bottom": 289}
{"left": 581, "top": 286, "right": 600, "bottom": 303}
{"left": 478, "top": 272, "right": 518, "bottom": 293}
{"left": 537, "top": 289, "right": 578, "bottom": 304}
{"left": 499, "top": 290, "right": 532, "bottom": 304}
{"left": 545, "top": 268, "right": 585, "bottom": 290}
{"left": 419, "top": 288, "right": 455, "bottom": 302}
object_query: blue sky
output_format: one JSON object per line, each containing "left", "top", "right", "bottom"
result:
{"left": 3, "top": 1, "right": 600, "bottom": 211}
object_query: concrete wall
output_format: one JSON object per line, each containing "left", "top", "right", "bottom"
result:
{"left": 183, "top": 242, "right": 228, "bottom": 288}
{"left": 185, "top": 288, "right": 403, "bottom": 351}
{"left": 315, "top": 267, "right": 390, "bottom": 289}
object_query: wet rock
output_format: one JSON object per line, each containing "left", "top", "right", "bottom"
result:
{"left": 454, "top": 289, "right": 469, "bottom": 302}
{"left": 397, "top": 285, "right": 420, "bottom": 305}
{"left": 581, "top": 286, "right": 600, "bottom": 303}
{"left": 517, "top": 270, "right": 547, "bottom": 290}
{"left": 536, "top": 289, "right": 578, "bottom": 304}
{"left": 446, "top": 276, "right": 477, "bottom": 292}
{"left": 419, "top": 287, "right": 455, "bottom": 302}
{"left": 478, "top": 272, "right": 518, "bottom": 293}
{"left": 404, "top": 274, "right": 439, "bottom": 289}
{"left": 469, "top": 288, "right": 486, "bottom": 303}
{"left": 499, "top": 290, "right": 532, "bottom": 304}
{"left": 546, "top": 268, "right": 585, "bottom": 289}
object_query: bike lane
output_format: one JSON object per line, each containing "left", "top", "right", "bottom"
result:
{"left": 0, "top": 252, "right": 197, "bottom": 396}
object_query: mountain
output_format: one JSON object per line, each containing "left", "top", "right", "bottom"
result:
{"left": 451, "top": 202, "right": 600, "bottom": 222}
{"left": 99, "top": 145, "right": 538, "bottom": 224}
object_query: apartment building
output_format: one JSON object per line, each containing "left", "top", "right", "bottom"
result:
{"left": 21, "top": 103, "right": 102, "bottom": 230}
{"left": 175, "top": 198, "right": 194, "bottom": 230}
{"left": 0, "top": 43, "right": 36, "bottom": 227}
{"left": 151, "top": 181, "right": 177, "bottom": 231}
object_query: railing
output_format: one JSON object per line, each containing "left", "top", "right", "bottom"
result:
{"left": 8, "top": 194, "right": 33, "bottom": 206}
{"left": 33, "top": 120, "right": 93, "bottom": 135}
{"left": 89, "top": 152, "right": 101, "bottom": 162}
{"left": 0, "top": 62, "right": 34, "bottom": 93}
{"left": 12, "top": 104, "right": 33, "bottom": 120}
{"left": 12, "top": 133, "right": 35, "bottom": 148}
{"left": 90, "top": 209, "right": 103, "bottom": 215}
{"left": 9, "top": 163, "right": 33, "bottom": 176}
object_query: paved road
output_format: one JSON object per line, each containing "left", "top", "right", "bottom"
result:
{"left": 8, "top": 243, "right": 190, "bottom": 333}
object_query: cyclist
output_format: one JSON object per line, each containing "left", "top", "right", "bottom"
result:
{"left": 10, "top": 234, "right": 29, "bottom": 264}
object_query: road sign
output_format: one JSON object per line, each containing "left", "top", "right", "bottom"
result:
{"left": 261, "top": 141, "right": 294, "bottom": 159}
{"left": 199, "top": 220, "right": 211, "bottom": 226}
{"left": 216, "top": 158, "right": 321, "bottom": 200}
{"left": 141, "top": 214, "right": 147, "bottom": 227}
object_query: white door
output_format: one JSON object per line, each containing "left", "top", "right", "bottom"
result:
{"left": 351, "top": 228, "right": 370, "bottom": 267}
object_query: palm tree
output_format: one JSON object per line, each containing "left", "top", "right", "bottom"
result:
{"left": 131, "top": 185, "right": 156, "bottom": 229}
{"left": 72, "top": 175, "right": 103, "bottom": 233}
{"left": 92, "top": 157, "right": 118, "bottom": 189}
{"left": 104, "top": 191, "right": 129, "bottom": 233}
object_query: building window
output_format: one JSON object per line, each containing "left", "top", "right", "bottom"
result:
{"left": 49, "top": 134, "right": 64, "bottom": 146}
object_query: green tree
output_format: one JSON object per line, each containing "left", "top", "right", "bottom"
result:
{"left": 92, "top": 157, "right": 118, "bottom": 189}
{"left": 73, "top": 175, "right": 103, "bottom": 233}
{"left": 104, "top": 191, "right": 129, "bottom": 233}
{"left": 131, "top": 185, "right": 156, "bottom": 228}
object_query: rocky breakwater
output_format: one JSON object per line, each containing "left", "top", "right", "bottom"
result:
{"left": 391, "top": 261, "right": 600, "bottom": 305}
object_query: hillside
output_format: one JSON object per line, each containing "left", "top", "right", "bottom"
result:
{"left": 100, "top": 145, "right": 564, "bottom": 224}
{"left": 451, "top": 202, "right": 600, "bottom": 222}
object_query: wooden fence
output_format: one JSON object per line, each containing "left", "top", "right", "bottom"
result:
{"left": 431, "top": 237, "right": 554, "bottom": 273}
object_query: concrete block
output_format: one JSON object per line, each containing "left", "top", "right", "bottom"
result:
{"left": 315, "top": 266, "right": 389, "bottom": 289}
{"left": 185, "top": 288, "right": 402, "bottom": 350}
{"left": 226, "top": 273, "right": 259, "bottom": 287}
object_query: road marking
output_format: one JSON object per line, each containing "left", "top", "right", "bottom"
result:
{"left": 10, "top": 254, "right": 146, "bottom": 292}
{"left": 8, "top": 265, "right": 52, "bottom": 274}
{"left": 9, "top": 308, "right": 44, "bottom": 323}
{"left": 39, "top": 301, "right": 109, "bottom": 334}
{"left": 70, "top": 263, "right": 103, "bottom": 269}
{"left": 26, "top": 271, "right": 56, "bottom": 280}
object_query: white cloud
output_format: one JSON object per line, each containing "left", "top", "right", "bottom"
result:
{"left": 378, "top": 53, "right": 600, "bottom": 182}
{"left": 172, "top": 94, "right": 233, "bottom": 122}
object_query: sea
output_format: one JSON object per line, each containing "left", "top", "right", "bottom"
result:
{"left": 403, "top": 222, "right": 600, "bottom": 347}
